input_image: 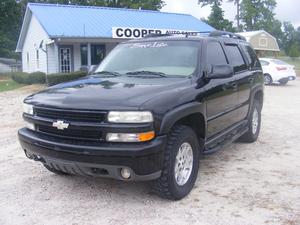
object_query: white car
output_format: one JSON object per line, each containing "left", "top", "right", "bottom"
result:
{"left": 259, "top": 58, "right": 297, "bottom": 85}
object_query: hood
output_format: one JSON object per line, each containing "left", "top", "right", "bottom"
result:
{"left": 25, "top": 75, "right": 190, "bottom": 110}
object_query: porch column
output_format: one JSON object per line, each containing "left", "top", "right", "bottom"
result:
{"left": 87, "top": 43, "right": 91, "bottom": 67}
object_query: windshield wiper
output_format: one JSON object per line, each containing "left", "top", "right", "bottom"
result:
{"left": 126, "top": 70, "right": 167, "bottom": 77}
{"left": 93, "top": 71, "right": 121, "bottom": 76}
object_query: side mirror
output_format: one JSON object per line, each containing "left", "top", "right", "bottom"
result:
{"left": 205, "top": 64, "right": 234, "bottom": 79}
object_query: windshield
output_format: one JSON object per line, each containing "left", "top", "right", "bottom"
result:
{"left": 95, "top": 41, "right": 199, "bottom": 77}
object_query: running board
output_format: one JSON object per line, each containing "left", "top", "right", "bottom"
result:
{"left": 203, "top": 120, "right": 248, "bottom": 155}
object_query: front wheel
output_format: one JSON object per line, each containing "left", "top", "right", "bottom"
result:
{"left": 238, "top": 101, "right": 261, "bottom": 143}
{"left": 152, "top": 125, "right": 200, "bottom": 200}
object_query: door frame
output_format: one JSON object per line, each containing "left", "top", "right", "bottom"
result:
{"left": 58, "top": 45, "right": 74, "bottom": 73}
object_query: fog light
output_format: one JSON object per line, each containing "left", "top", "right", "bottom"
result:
{"left": 120, "top": 168, "right": 131, "bottom": 179}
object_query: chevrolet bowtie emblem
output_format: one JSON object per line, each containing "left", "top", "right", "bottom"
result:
{"left": 52, "top": 120, "right": 69, "bottom": 130}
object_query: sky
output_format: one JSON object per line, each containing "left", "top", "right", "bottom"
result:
{"left": 162, "top": 0, "right": 300, "bottom": 29}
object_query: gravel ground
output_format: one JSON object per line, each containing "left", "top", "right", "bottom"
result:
{"left": 0, "top": 81, "right": 300, "bottom": 225}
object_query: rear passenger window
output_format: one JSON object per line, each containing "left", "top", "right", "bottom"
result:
{"left": 241, "top": 44, "right": 261, "bottom": 69}
{"left": 206, "top": 42, "right": 227, "bottom": 72}
{"left": 224, "top": 45, "right": 247, "bottom": 73}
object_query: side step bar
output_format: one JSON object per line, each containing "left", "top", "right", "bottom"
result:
{"left": 203, "top": 120, "right": 248, "bottom": 155}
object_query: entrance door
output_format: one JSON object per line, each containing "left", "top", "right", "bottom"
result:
{"left": 59, "top": 46, "right": 73, "bottom": 73}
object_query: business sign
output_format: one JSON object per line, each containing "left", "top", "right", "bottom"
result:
{"left": 112, "top": 27, "right": 199, "bottom": 39}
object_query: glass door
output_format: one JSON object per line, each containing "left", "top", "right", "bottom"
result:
{"left": 59, "top": 47, "right": 72, "bottom": 73}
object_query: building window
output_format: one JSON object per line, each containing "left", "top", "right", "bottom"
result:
{"left": 259, "top": 37, "right": 268, "bottom": 47}
{"left": 80, "top": 44, "right": 88, "bottom": 66}
{"left": 36, "top": 49, "right": 39, "bottom": 68}
{"left": 91, "top": 44, "right": 105, "bottom": 65}
{"left": 60, "top": 48, "right": 71, "bottom": 73}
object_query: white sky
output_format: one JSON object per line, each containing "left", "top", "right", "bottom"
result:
{"left": 162, "top": 0, "right": 300, "bottom": 28}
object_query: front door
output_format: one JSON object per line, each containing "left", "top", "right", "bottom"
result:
{"left": 59, "top": 46, "right": 73, "bottom": 73}
{"left": 204, "top": 41, "right": 239, "bottom": 137}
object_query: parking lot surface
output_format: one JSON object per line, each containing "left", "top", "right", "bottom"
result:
{"left": 0, "top": 81, "right": 299, "bottom": 225}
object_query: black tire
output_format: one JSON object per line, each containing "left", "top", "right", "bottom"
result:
{"left": 264, "top": 74, "right": 272, "bottom": 85}
{"left": 152, "top": 125, "right": 200, "bottom": 200}
{"left": 238, "top": 101, "right": 261, "bottom": 143}
{"left": 43, "top": 164, "right": 70, "bottom": 175}
{"left": 279, "top": 80, "right": 288, "bottom": 85}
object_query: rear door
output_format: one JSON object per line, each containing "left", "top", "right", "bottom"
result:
{"left": 204, "top": 40, "right": 239, "bottom": 137}
{"left": 223, "top": 43, "right": 254, "bottom": 122}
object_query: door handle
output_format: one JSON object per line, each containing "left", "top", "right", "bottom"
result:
{"left": 232, "top": 82, "right": 238, "bottom": 91}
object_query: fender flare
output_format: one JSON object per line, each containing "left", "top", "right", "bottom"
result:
{"left": 248, "top": 85, "right": 264, "bottom": 118}
{"left": 159, "top": 102, "right": 206, "bottom": 135}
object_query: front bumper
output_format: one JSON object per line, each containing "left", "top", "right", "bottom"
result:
{"left": 18, "top": 128, "right": 166, "bottom": 181}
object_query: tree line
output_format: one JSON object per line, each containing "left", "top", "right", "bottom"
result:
{"left": 199, "top": 0, "right": 300, "bottom": 57}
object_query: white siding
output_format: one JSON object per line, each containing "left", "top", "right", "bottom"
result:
{"left": 22, "top": 15, "right": 49, "bottom": 73}
{"left": 47, "top": 44, "right": 59, "bottom": 74}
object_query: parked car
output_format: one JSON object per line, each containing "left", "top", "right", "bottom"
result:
{"left": 259, "top": 58, "right": 297, "bottom": 85}
{"left": 18, "top": 31, "right": 264, "bottom": 200}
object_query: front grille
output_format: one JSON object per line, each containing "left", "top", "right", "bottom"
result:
{"left": 35, "top": 107, "right": 106, "bottom": 123}
{"left": 33, "top": 107, "right": 107, "bottom": 141}
{"left": 37, "top": 125, "right": 103, "bottom": 141}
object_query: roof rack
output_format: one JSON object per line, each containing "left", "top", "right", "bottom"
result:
{"left": 141, "top": 30, "right": 246, "bottom": 41}
{"left": 208, "top": 30, "right": 246, "bottom": 41}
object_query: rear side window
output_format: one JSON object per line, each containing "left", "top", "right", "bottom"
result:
{"left": 241, "top": 44, "right": 261, "bottom": 69}
{"left": 224, "top": 45, "right": 247, "bottom": 73}
{"left": 206, "top": 42, "right": 227, "bottom": 72}
{"left": 260, "top": 60, "right": 269, "bottom": 66}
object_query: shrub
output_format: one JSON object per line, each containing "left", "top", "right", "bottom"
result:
{"left": 47, "top": 71, "right": 87, "bottom": 86}
{"left": 11, "top": 71, "right": 46, "bottom": 84}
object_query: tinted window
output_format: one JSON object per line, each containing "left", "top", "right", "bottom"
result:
{"left": 80, "top": 44, "right": 88, "bottom": 66}
{"left": 206, "top": 42, "right": 227, "bottom": 72}
{"left": 224, "top": 45, "right": 247, "bottom": 73}
{"left": 241, "top": 44, "right": 260, "bottom": 69}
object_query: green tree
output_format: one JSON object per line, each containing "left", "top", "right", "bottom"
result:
{"left": 205, "top": 2, "right": 235, "bottom": 32}
{"left": 198, "top": 0, "right": 241, "bottom": 31}
{"left": 240, "top": 0, "right": 276, "bottom": 32}
{"left": 0, "top": 0, "right": 22, "bottom": 58}
{"left": 288, "top": 42, "right": 300, "bottom": 59}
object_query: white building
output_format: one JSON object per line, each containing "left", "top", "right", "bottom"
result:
{"left": 16, "top": 3, "right": 213, "bottom": 74}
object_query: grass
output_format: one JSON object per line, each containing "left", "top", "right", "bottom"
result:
{"left": 0, "top": 79, "right": 25, "bottom": 92}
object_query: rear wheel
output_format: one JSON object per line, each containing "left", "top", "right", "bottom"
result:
{"left": 43, "top": 164, "right": 70, "bottom": 175}
{"left": 279, "top": 80, "right": 288, "bottom": 85}
{"left": 239, "top": 101, "right": 261, "bottom": 143}
{"left": 264, "top": 74, "right": 272, "bottom": 85}
{"left": 152, "top": 125, "right": 200, "bottom": 200}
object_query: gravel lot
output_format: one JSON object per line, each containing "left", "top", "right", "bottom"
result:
{"left": 0, "top": 81, "right": 300, "bottom": 225}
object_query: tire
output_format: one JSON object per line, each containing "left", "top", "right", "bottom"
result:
{"left": 43, "top": 164, "right": 70, "bottom": 175}
{"left": 238, "top": 101, "right": 261, "bottom": 143}
{"left": 264, "top": 74, "right": 272, "bottom": 85}
{"left": 152, "top": 125, "right": 200, "bottom": 200}
{"left": 279, "top": 80, "right": 288, "bottom": 85}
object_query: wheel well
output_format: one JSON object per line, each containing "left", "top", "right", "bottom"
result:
{"left": 254, "top": 90, "right": 263, "bottom": 110}
{"left": 174, "top": 113, "right": 205, "bottom": 140}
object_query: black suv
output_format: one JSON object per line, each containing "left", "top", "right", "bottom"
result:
{"left": 19, "top": 31, "right": 264, "bottom": 200}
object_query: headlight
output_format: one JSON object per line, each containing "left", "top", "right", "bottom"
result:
{"left": 106, "top": 131, "right": 155, "bottom": 142}
{"left": 107, "top": 111, "right": 153, "bottom": 123}
{"left": 23, "top": 103, "right": 33, "bottom": 115}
